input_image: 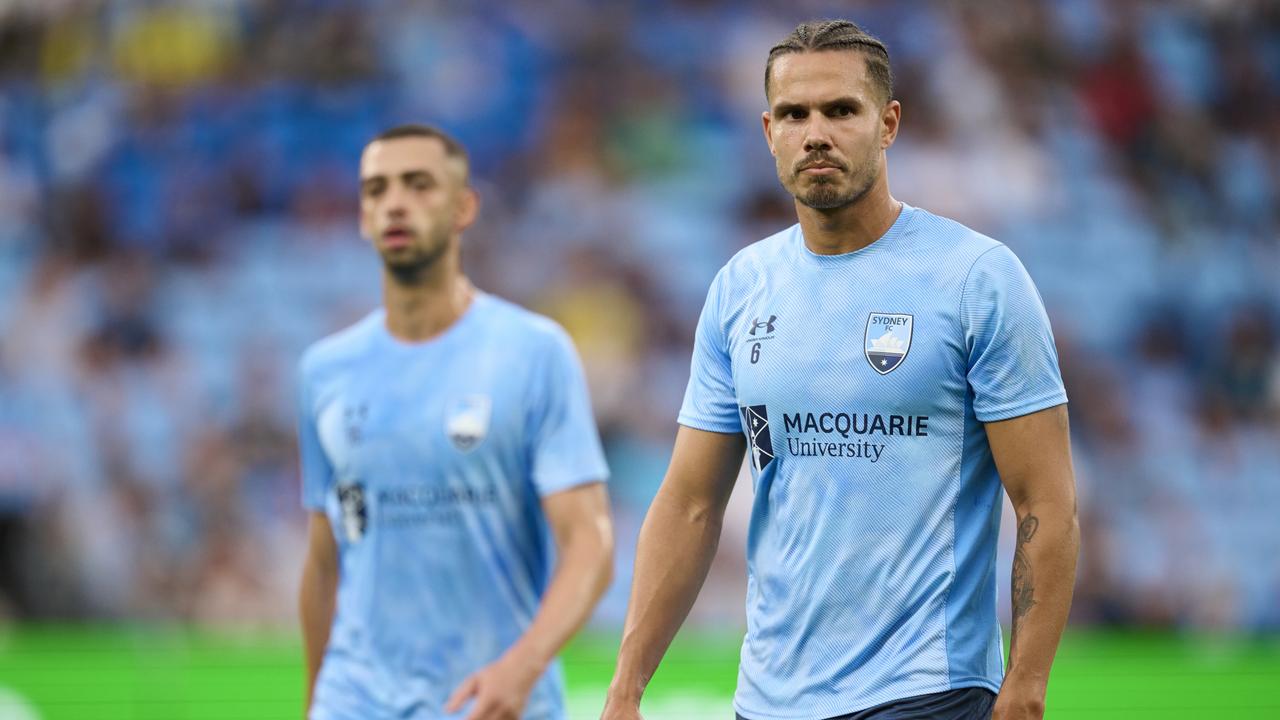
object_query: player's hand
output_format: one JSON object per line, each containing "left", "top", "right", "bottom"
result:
{"left": 992, "top": 670, "right": 1047, "bottom": 720}
{"left": 598, "top": 694, "right": 644, "bottom": 720}
{"left": 444, "top": 652, "right": 543, "bottom": 720}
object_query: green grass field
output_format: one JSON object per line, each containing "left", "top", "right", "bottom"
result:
{"left": 0, "top": 627, "right": 1277, "bottom": 719}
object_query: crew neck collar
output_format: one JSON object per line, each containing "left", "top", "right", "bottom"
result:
{"left": 374, "top": 290, "right": 487, "bottom": 351}
{"left": 796, "top": 202, "right": 916, "bottom": 267}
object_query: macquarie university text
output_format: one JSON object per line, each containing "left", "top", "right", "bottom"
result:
{"left": 782, "top": 411, "right": 929, "bottom": 463}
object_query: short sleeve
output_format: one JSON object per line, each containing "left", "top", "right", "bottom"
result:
{"left": 527, "top": 326, "right": 610, "bottom": 497}
{"left": 297, "top": 360, "right": 333, "bottom": 510}
{"left": 677, "top": 270, "right": 743, "bottom": 433}
{"left": 962, "top": 245, "right": 1068, "bottom": 422}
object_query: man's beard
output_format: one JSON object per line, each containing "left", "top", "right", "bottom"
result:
{"left": 794, "top": 164, "right": 877, "bottom": 210}
{"left": 382, "top": 230, "right": 450, "bottom": 285}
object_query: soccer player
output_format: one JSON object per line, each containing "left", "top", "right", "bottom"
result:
{"left": 298, "top": 124, "right": 614, "bottom": 720}
{"left": 601, "top": 20, "right": 1078, "bottom": 720}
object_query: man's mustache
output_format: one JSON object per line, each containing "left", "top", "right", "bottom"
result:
{"left": 794, "top": 154, "right": 847, "bottom": 172}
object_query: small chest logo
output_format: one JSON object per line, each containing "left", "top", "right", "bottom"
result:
{"left": 745, "top": 314, "right": 779, "bottom": 365}
{"left": 445, "top": 395, "right": 492, "bottom": 452}
{"left": 343, "top": 402, "right": 369, "bottom": 445}
{"left": 750, "top": 315, "right": 777, "bottom": 335}
{"left": 865, "top": 313, "right": 913, "bottom": 375}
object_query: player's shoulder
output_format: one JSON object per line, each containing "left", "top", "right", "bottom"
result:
{"left": 713, "top": 223, "right": 800, "bottom": 289}
{"left": 298, "top": 309, "right": 383, "bottom": 380}
{"left": 904, "top": 204, "right": 1011, "bottom": 270}
{"left": 472, "top": 291, "right": 575, "bottom": 354}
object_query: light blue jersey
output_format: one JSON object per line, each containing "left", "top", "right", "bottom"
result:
{"left": 679, "top": 204, "right": 1067, "bottom": 720}
{"left": 297, "top": 292, "right": 608, "bottom": 720}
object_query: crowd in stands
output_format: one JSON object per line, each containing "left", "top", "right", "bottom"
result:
{"left": 0, "top": 0, "right": 1277, "bottom": 630}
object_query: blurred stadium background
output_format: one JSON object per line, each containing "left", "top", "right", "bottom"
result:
{"left": 0, "top": 0, "right": 1278, "bottom": 718}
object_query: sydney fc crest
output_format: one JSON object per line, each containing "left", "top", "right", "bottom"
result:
{"left": 445, "top": 395, "right": 491, "bottom": 452}
{"left": 865, "top": 313, "right": 913, "bottom": 375}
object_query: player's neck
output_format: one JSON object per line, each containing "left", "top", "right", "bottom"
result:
{"left": 381, "top": 257, "right": 474, "bottom": 343}
{"left": 795, "top": 180, "right": 901, "bottom": 256}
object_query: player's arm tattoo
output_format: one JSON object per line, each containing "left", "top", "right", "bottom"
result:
{"left": 1010, "top": 514, "right": 1039, "bottom": 659}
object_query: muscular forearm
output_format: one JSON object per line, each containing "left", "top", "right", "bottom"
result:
{"left": 299, "top": 559, "right": 337, "bottom": 710}
{"left": 986, "top": 404, "right": 1078, "bottom": 719}
{"left": 608, "top": 486, "right": 725, "bottom": 703}
{"left": 508, "top": 525, "right": 613, "bottom": 670}
{"left": 1006, "top": 501, "right": 1079, "bottom": 689}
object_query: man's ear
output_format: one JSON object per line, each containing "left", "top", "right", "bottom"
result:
{"left": 358, "top": 201, "right": 373, "bottom": 243}
{"left": 881, "top": 100, "right": 901, "bottom": 149}
{"left": 456, "top": 187, "right": 480, "bottom": 231}
{"left": 762, "top": 110, "right": 777, "bottom": 157}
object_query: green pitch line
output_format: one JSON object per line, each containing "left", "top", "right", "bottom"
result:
{"left": 0, "top": 627, "right": 1276, "bottom": 719}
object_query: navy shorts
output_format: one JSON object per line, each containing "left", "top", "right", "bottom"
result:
{"left": 737, "top": 687, "right": 996, "bottom": 720}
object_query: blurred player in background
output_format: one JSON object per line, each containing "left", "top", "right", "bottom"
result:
{"left": 298, "top": 124, "right": 614, "bottom": 720}
{"left": 603, "top": 20, "right": 1078, "bottom": 720}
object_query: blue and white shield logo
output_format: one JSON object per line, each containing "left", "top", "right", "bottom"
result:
{"left": 865, "top": 313, "right": 913, "bottom": 375}
{"left": 445, "top": 395, "right": 491, "bottom": 452}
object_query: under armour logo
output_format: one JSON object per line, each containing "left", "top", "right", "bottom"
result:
{"left": 750, "top": 315, "right": 777, "bottom": 335}
{"left": 344, "top": 402, "right": 369, "bottom": 444}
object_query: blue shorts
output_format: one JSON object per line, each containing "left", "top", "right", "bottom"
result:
{"left": 737, "top": 687, "right": 996, "bottom": 720}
